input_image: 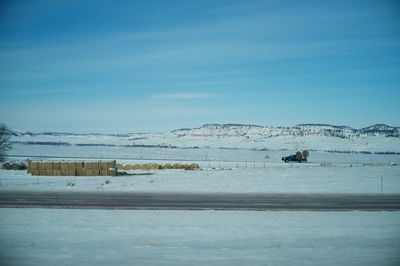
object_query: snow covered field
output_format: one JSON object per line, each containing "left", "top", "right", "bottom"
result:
{"left": 2, "top": 143, "right": 400, "bottom": 193}
{"left": 9, "top": 143, "right": 400, "bottom": 164}
{"left": 1, "top": 163, "right": 399, "bottom": 193}
{"left": 1, "top": 208, "right": 399, "bottom": 266}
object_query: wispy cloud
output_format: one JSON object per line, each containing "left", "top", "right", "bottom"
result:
{"left": 150, "top": 92, "right": 219, "bottom": 100}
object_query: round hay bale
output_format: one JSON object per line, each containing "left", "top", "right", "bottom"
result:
{"left": 163, "top": 163, "right": 172, "bottom": 169}
{"left": 302, "top": 150, "right": 309, "bottom": 158}
{"left": 2, "top": 162, "right": 11, "bottom": 170}
{"left": 189, "top": 163, "right": 200, "bottom": 170}
{"left": 11, "top": 163, "right": 22, "bottom": 170}
{"left": 150, "top": 164, "right": 160, "bottom": 170}
{"left": 172, "top": 163, "right": 181, "bottom": 169}
{"left": 19, "top": 162, "right": 27, "bottom": 170}
{"left": 122, "top": 164, "right": 131, "bottom": 170}
{"left": 181, "top": 164, "right": 190, "bottom": 170}
{"left": 295, "top": 152, "right": 303, "bottom": 160}
{"left": 131, "top": 164, "right": 141, "bottom": 170}
{"left": 141, "top": 164, "right": 151, "bottom": 170}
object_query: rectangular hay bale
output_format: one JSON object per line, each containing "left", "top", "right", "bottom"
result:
{"left": 107, "top": 160, "right": 116, "bottom": 169}
{"left": 31, "top": 169, "right": 40, "bottom": 176}
{"left": 107, "top": 168, "right": 117, "bottom": 176}
{"left": 45, "top": 170, "right": 54, "bottom": 176}
{"left": 37, "top": 162, "right": 45, "bottom": 171}
{"left": 75, "top": 162, "right": 83, "bottom": 170}
{"left": 100, "top": 170, "right": 108, "bottom": 176}
{"left": 67, "top": 170, "right": 76, "bottom": 176}
{"left": 84, "top": 161, "right": 99, "bottom": 170}
{"left": 52, "top": 162, "right": 61, "bottom": 170}
{"left": 52, "top": 170, "right": 61, "bottom": 176}
{"left": 99, "top": 161, "right": 109, "bottom": 170}
{"left": 44, "top": 162, "right": 53, "bottom": 171}
{"left": 60, "top": 162, "right": 69, "bottom": 171}
{"left": 67, "top": 162, "right": 76, "bottom": 170}
{"left": 29, "top": 161, "right": 38, "bottom": 170}
{"left": 76, "top": 169, "right": 85, "bottom": 176}
{"left": 60, "top": 169, "right": 69, "bottom": 176}
{"left": 89, "top": 170, "right": 100, "bottom": 176}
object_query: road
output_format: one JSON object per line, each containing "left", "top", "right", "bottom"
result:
{"left": 1, "top": 191, "right": 400, "bottom": 211}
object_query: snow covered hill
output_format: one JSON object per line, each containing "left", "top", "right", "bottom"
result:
{"left": 172, "top": 123, "right": 400, "bottom": 138}
{"left": 9, "top": 123, "right": 400, "bottom": 153}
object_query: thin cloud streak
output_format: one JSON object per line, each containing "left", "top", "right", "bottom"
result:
{"left": 151, "top": 92, "right": 219, "bottom": 100}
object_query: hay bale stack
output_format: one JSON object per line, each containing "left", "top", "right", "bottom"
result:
{"left": 2, "top": 162, "right": 11, "bottom": 170}
{"left": 295, "top": 152, "right": 303, "bottom": 160}
{"left": 31, "top": 169, "right": 40, "bottom": 176}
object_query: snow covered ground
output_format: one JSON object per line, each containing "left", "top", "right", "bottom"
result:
{"left": 1, "top": 163, "right": 399, "bottom": 193}
{"left": 8, "top": 143, "right": 400, "bottom": 164}
{"left": 2, "top": 143, "right": 400, "bottom": 193}
{"left": 1, "top": 208, "right": 399, "bottom": 266}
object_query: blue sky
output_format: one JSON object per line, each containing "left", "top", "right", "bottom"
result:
{"left": 0, "top": 0, "right": 399, "bottom": 133}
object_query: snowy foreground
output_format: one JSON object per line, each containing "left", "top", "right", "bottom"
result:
{"left": 0, "top": 208, "right": 399, "bottom": 266}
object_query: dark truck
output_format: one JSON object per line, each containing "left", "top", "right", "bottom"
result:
{"left": 282, "top": 150, "right": 309, "bottom": 163}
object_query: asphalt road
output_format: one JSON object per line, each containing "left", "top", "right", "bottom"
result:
{"left": 1, "top": 191, "right": 400, "bottom": 211}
